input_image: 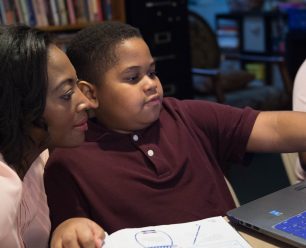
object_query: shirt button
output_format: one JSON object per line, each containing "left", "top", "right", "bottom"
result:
{"left": 147, "top": 149, "right": 154, "bottom": 156}
{"left": 133, "top": 134, "right": 139, "bottom": 141}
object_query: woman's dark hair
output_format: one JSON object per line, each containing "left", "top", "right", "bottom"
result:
{"left": 0, "top": 25, "right": 51, "bottom": 177}
{"left": 66, "top": 21, "right": 142, "bottom": 86}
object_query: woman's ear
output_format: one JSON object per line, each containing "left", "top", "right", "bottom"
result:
{"left": 78, "top": 80, "right": 98, "bottom": 103}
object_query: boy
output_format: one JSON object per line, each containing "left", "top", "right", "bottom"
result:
{"left": 45, "top": 21, "right": 306, "bottom": 235}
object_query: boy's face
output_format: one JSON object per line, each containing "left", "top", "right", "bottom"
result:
{"left": 94, "top": 37, "right": 163, "bottom": 133}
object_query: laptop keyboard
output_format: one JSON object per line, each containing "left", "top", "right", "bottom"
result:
{"left": 274, "top": 211, "right": 306, "bottom": 240}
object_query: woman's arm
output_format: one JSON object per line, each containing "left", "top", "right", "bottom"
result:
{"left": 51, "top": 217, "right": 105, "bottom": 248}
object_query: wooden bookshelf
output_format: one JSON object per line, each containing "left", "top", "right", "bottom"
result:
{"left": 39, "top": 23, "right": 96, "bottom": 32}
{"left": 0, "top": 0, "right": 125, "bottom": 33}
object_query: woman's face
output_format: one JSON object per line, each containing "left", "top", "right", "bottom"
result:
{"left": 43, "top": 45, "right": 97, "bottom": 148}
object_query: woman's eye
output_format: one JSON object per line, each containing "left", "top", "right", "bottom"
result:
{"left": 148, "top": 70, "right": 157, "bottom": 78}
{"left": 60, "top": 90, "right": 74, "bottom": 101}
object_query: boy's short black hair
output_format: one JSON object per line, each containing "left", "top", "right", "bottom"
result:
{"left": 66, "top": 21, "right": 142, "bottom": 86}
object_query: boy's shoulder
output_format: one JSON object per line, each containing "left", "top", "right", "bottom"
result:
{"left": 163, "top": 96, "right": 216, "bottom": 107}
{"left": 162, "top": 96, "right": 196, "bottom": 109}
{"left": 162, "top": 96, "right": 219, "bottom": 113}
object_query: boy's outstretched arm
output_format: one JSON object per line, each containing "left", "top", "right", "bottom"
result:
{"left": 247, "top": 111, "right": 306, "bottom": 153}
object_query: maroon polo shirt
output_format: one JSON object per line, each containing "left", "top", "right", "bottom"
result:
{"left": 44, "top": 97, "right": 259, "bottom": 234}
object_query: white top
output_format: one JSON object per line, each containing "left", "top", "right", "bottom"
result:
{"left": 293, "top": 59, "right": 306, "bottom": 181}
{"left": 0, "top": 150, "right": 50, "bottom": 248}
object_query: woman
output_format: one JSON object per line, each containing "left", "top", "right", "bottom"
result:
{"left": 0, "top": 25, "right": 104, "bottom": 247}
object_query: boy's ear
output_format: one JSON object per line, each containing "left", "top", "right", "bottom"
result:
{"left": 78, "top": 81, "right": 98, "bottom": 103}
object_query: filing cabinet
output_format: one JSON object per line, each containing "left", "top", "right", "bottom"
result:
{"left": 125, "top": 0, "right": 193, "bottom": 99}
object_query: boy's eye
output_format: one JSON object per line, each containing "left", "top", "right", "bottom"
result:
{"left": 125, "top": 74, "right": 139, "bottom": 82}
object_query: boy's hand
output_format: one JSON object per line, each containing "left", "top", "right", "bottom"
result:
{"left": 50, "top": 217, "right": 105, "bottom": 248}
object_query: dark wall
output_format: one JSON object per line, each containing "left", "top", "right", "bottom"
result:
{"left": 285, "top": 31, "right": 306, "bottom": 82}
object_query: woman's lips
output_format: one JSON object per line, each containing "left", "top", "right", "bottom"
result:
{"left": 73, "top": 119, "right": 88, "bottom": 132}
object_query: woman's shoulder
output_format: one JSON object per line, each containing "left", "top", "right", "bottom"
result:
{"left": 0, "top": 153, "right": 21, "bottom": 187}
{"left": 0, "top": 153, "right": 22, "bottom": 241}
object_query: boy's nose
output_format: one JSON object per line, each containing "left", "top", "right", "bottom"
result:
{"left": 144, "top": 76, "right": 158, "bottom": 93}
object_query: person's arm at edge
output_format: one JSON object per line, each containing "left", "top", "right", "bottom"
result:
{"left": 292, "top": 60, "right": 306, "bottom": 177}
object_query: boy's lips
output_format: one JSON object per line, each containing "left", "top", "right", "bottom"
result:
{"left": 146, "top": 95, "right": 161, "bottom": 104}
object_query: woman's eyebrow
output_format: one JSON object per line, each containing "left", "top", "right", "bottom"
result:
{"left": 50, "top": 79, "right": 75, "bottom": 93}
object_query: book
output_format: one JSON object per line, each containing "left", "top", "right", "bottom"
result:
{"left": 14, "top": 0, "right": 25, "bottom": 24}
{"left": 66, "top": 0, "right": 76, "bottom": 24}
{"left": 73, "top": 0, "right": 88, "bottom": 24}
{"left": 95, "top": 0, "right": 103, "bottom": 22}
{"left": 49, "top": 0, "right": 60, "bottom": 26}
{"left": 57, "top": 0, "right": 68, "bottom": 25}
{"left": 87, "top": 0, "right": 95, "bottom": 22}
{"left": 103, "top": 216, "right": 252, "bottom": 248}
{"left": 25, "top": 0, "right": 37, "bottom": 26}
{"left": 19, "top": 0, "right": 30, "bottom": 25}
{"left": 102, "top": 0, "right": 111, "bottom": 20}
{"left": 2, "top": 0, "right": 15, "bottom": 25}
{"left": 32, "top": 0, "right": 48, "bottom": 26}
{"left": 0, "top": 0, "right": 7, "bottom": 24}
{"left": 87, "top": 0, "right": 101, "bottom": 22}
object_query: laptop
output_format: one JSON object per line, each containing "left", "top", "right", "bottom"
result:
{"left": 227, "top": 180, "right": 306, "bottom": 248}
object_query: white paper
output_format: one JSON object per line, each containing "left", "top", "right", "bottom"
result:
{"left": 103, "top": 216, "right": 252, "bottom": 248}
